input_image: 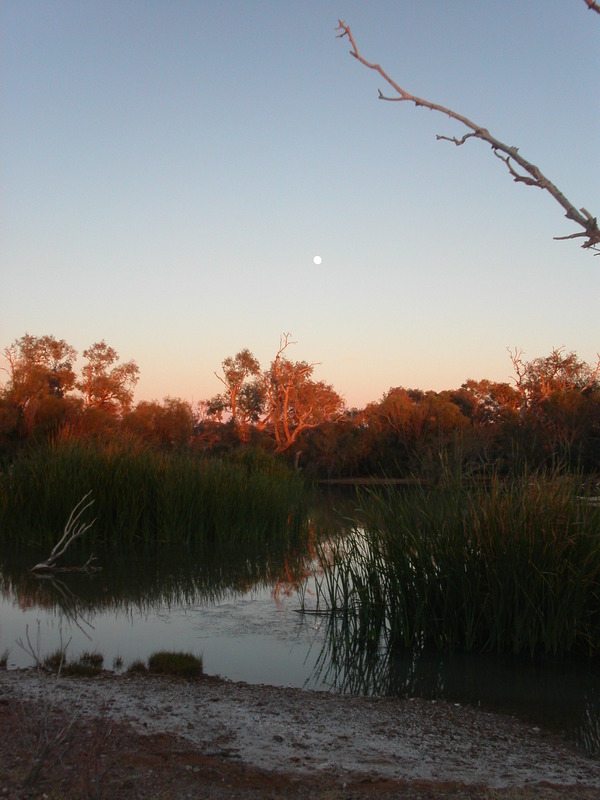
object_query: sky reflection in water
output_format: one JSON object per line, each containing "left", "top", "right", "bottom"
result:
{"left": 0, "top": 541, "right": 598, "bottom": 755}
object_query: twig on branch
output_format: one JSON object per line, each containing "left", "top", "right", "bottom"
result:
{"left": 335, "top": 20, "right": 600, "bottom": 252}
{"left": 31, "top": 492, "right": 100, "bottom": 573}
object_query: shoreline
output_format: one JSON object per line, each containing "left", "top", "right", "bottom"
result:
{"left": 1, "top": 668, "right": 599, "bottom": 798}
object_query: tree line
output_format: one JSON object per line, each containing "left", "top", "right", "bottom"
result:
{"left": 1, "top": 332, "right": 599, "bottom": 477}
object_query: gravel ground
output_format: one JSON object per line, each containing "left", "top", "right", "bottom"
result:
{"left": 1, "top": 669, "right": 599, "bottom": 799}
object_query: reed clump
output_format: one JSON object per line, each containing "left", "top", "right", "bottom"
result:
{"left": 43, "top": 650, "right": 104, "bottom": 677}
{"left": 316, "top": 470, "right": 600, "bottom": 657}
{"left": 0, "top": 439, "right": 308, "bottom": 547}
{"left": 126, "top": 659, "right": 148, "bottom": 675}
{"left": 147, "top": 650, "right": 203, "bottom": 678}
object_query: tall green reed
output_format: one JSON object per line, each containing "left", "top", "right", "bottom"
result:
{"left": 316, "top": 469, "right": 600, "bottom": 657}
{"left": 0, "top": 439, "right": 308, "bottom": 547}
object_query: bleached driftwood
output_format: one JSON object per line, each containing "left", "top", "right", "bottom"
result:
{"left": 31, "top": 492, "right": 100, "bottom": 573}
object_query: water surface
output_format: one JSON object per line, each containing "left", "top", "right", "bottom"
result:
{"left": 1, "top": 540, "right": 598, "bottom": 754}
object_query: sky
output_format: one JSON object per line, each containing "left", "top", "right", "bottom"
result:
{"left": 2, "top": 1, "right": 599, "bottom": 410}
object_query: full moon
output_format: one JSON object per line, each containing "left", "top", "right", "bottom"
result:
{"left": 313, "top": 255, "right": 322, "bottom": 265}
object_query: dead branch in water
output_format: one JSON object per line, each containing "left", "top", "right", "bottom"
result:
{"left": 31, "top": 492, "right": 100, "bottom": 573}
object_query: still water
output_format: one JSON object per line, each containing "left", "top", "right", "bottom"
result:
{"left": 1, "top": 540, "right": 598, "bottom": 754}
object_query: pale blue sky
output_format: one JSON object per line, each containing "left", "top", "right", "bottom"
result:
{"left": 2, "top": 1, "right": 599, "bottom": 409}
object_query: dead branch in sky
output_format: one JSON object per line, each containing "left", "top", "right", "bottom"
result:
{"left": 335, "top": 19, "right": 599, "bottom": 253}
{"left": 583, "top": 0, "right": 600, "bottom": 15}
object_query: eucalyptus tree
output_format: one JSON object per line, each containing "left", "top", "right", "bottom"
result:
{"left": 123, "top": 397, "right": 195, "bottom": 448}
{"left": 1, "top": 333, "right": 79, "bottom": 435}
{"left": 211, "top": 348, "right": 263, "bottom": 441}
{"left": 509, "top": 347, "right": 600, "bottom": 462}
{"left": 262, "top": 334, "right": 344, "bottom": 453}
{"left": 78, "top": 340, "right": 139, "bottom": 415}
{"left": 3, "top": 334, "right": 77, "bottom": 405}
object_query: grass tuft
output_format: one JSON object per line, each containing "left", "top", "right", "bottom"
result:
{"left": 61, "top": 661, "right": 103, "bottom": 677}
{"left": 147, "top": 650, "right": 204, "bottom": 679}
{"left": 78, "top": 651, "right": 104, "bottom": 669}
{"left": 43, "top": 650, "right": 67, "bottom": 673}
{"left": 42, "top": 650, "right": 104, "bottom": 676}
{"left": 126, "top": 659, "right": 148, "bottom": 675}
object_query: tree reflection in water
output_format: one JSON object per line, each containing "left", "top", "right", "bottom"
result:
{"left": 1, "top": 533, "right": 599, "bottom": 755}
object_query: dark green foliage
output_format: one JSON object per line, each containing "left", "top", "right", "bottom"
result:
{"left": 78, "top": 651, "right": 104, "bottom": 669}
{"left": 42, "top": 650, "right": 66, "bottom": 672}
{"left": 126, "top": 659, "right": 148, "bottom": 675}
{"left": 0, "top": 439, "right": 309, "bottom": 547}
{"left": 61, "top": 661, "right": 103, "bottom": 677}
{"left": 316, "top": 469, "right": 600, "bottom": 657}
{"left": 41, "top": 650, "right": 104, "bottom": 676}
{"left": 147, "top": 650, "right": 203, "bottom": 678}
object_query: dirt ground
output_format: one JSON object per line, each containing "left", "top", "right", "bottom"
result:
{"left": 1, "top": 669, "right": 599, "bottom": 800}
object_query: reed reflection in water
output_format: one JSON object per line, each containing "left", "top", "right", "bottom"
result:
{"left": 1, "top": 531, "right": 599, "bottom": 755}
{"left": 307, "top": 610, "right": 600, "bottom": 755}
{"left": 0, "top": 536, "right": 320, "bottom": 675}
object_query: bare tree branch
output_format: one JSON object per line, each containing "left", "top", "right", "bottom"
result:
{"left": 31, "top": 492, "right": 99, "bottom": 573}
{"left": 583, "top": 0, "right": 600, "bottom": 14}
{"left": 335, "top": 20, "right": 600, "bottom": 252}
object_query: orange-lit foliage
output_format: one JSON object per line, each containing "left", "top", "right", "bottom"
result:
{"left": 210, "top": 349, "right": 263, "bottom": 441}
{"left": 262, "top": 334, "right": 344, "bottom": 453}
{"left": 78, "top": 341, "right": 139, "bottom": 415}
{"left": 123, "top": 397, "right": 194, "bottom": 449}
{"left": 1, "top": 333, "right": 599, "bottom": 474}
{"left": 272, "top": 524, "right": 320, "bottom": 603}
